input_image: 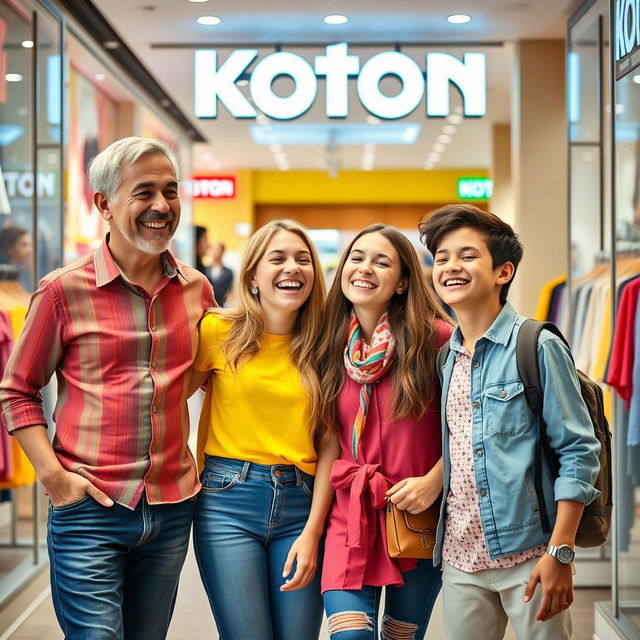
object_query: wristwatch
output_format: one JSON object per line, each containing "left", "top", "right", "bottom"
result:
{"left": 546, "top": 544, "right": 575, "bottom": 564}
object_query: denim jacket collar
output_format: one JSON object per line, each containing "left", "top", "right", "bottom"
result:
{"left": 449, "top": 302, "right": 519, "bottom": 353}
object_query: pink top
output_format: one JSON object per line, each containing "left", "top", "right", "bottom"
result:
{"left": 442, "top": 349, "right": 545, "bottom": 572}
{"left": 321, "top": 321, "right": 451, "bottom": 592}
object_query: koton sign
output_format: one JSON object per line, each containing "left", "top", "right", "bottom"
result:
{"left": 615, "top": 0, "right": 640, "bottom": 77}
{"left": 194, "top": 43, "right": 486, "bottom": 120}
{"left": 186, "top": 176, "right": 236, "bottom": 200}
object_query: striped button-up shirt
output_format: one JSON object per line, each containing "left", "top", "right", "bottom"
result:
{"left": 0, "top": 239, "right": 215, "bottom": 508}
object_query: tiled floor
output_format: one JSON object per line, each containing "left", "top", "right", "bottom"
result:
{"left": 3, "top": 544, "right": 608, "bottom": 640}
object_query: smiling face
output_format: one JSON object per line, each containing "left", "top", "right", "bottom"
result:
{"left": 251, "top": 229, "right": 315, "bottom": 321}
{"left": 94, "top": 153, "right": 180, "bottom": 257}
{"left": 340, "top": 231, "right": 407, "bottom": 318}
{"left": 431, "top": 226, "right": 513, "bottom": 312}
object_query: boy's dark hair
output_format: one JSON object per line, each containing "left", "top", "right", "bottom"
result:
{"left": 418, "top": 204, "right": 523, "bottom": 305}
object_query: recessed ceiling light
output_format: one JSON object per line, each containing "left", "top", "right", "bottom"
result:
{"left": 442, "top": 124, "right": 457, "bottom": 134}
{"left": 94, "top": 73, "right": 106, "bottom": 81}
{"left": 324, "top": 14, "right": 348, "bottom": 24}
{"left": 437, "top": 134, "right": 451, "bottom": 144}
{"left": 5, "top": 74, "right": 23, "bottom": 82}
{"left": 633, "top": 75, "right": 640, "bottom": 84}
{"left": 197, "top": 15, "right": 222, "bottom": 25}
{"left": 21, "top": 40, "right": 33, "bottom": 48}
{"left": 447, "top": 114, "right": 462, "bottom": 124}
{"left": 447, "top": 14, "right": 471, "bottom": 24}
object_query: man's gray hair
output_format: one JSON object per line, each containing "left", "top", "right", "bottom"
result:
{"left": 88, "top": 137, "right": 179, "bottom": 200}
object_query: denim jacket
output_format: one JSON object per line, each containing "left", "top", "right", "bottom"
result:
{"left": 434, "top": 303, "right": 601, "bottom": 566}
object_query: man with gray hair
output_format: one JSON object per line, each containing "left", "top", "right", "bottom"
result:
{"left": 0, "top": 137, "right": 215, "bottom": 639}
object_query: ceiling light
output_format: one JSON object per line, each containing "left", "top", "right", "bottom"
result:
{"left": 437, "top": 134, "right": 451, "bottom": 144}
{"left": 434, "top": 143, "right": 445, "bottom": 152}
{"left": 324, "top": 14, "right": 348, "bottom": 24}
{"left": 447, "top": 14, "right": 471, "bottom": 24}
{"left": 5, "top": 74, "right": 23, "bottom": 82}
{"left": 633, "top": 75, "right": 640, "bottom": 84}
{"left": 197, "top": 15, "right": 222, "bottom": 25}
{"left": 94, "top": 73, "right": 106, "bottom": 81}
{"left": 21, "top": 40, "right": 33, "bottom": 48}
{"left": 447, "top": 114, "right": 462, "bottom": 124}
{"left": 442, "top": 124, "right": 457, "bottom": 134}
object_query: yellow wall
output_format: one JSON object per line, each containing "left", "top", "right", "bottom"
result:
{"left": 193, "top": 170, "right": 254, "bottom": 250}
{"left": 254, "top": 169, "right": 488, "bottom": 204}
{"left": 194, "top": 168, "right": 488, "bottom": 247}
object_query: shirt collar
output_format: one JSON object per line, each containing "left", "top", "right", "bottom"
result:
{"left": 94, "top": 234, "right": 189, "bottom": 288}
{"left": 449, "top": 302, "right": 518, "bottom": 352}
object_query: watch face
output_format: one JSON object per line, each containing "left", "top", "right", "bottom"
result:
{"left": 557, "top": 545, "right": 575, "bottom": 564}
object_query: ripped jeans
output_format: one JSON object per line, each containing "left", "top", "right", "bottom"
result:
{"left": 323, "top": 560, "right": 441, "bottom": 640}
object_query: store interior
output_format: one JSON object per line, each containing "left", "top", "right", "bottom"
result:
{"left": 2, "top": 0, "right": 640, "bottom": 638}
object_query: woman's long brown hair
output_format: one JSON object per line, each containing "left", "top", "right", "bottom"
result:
{"left": 318, "top": 224, "right": 449, "bottom": 434}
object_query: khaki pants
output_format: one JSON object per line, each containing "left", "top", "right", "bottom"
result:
{"left": 442, "top": 557, "right": 572, "bottom": 640}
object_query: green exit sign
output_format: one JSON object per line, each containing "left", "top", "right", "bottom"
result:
{"left": 458, "top": 177, "right": 493, "bottom": 200}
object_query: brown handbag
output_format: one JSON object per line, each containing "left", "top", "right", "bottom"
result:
{"left": 385, "top": 499, "right": 440, "bottom": 559}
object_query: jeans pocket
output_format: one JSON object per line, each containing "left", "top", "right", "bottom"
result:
{"left": 300, "top": 477, "right": 314, "bottom": 498}
{"left": 50, "top": 494, "right": 92, "bottom": 513}
{"left": 200, "top": 469, "right": 240, "bottom": 493}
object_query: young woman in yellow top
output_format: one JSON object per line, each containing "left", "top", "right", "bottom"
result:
{"left": 189, "top": 220, "right": 337, "bottom": 640}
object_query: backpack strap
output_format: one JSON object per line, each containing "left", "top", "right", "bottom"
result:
{"left": 437, "top": 342, "right": 451, "bottom": 386}
{"left": 516, "top": 319, "right": 567, "bottom": 534}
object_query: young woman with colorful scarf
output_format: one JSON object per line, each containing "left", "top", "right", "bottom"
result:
{"left": 318, "top": 224, "right": 452, "bottom": 639}
{"left": 188, "top": 220, "right": 338, "bottom": 640}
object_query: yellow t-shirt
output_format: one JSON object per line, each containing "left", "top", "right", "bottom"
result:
{"left": 193, "top": 314, "right": 317, "bottom": 475}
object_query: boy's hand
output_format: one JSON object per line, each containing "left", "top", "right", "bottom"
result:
{"left": 524, "top": 554, "right": 573, "bottom": 621}
{"left": 386, "top": 475, "right": 440, "bottom": 514}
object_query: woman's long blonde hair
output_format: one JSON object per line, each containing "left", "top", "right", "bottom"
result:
{"left": 318, "top": 224, "right": 449, "bottom": 433}
{"left": 211, "top": 220, "right": 326, "bottom": 440}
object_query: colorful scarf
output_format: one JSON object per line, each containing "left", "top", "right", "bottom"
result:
{"left": 343, "top": 311, "right": 395, "bottom": 460}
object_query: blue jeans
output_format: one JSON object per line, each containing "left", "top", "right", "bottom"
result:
{"left": 194, "top": 455, "right": 324, "bottom": 640}
{"left": 323, "top": 560, "right": 442, "bottom": 640}
{"left": 47, "top": 492, "right": 194, "bottom": 640}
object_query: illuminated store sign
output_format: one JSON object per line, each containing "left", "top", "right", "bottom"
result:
{"left": 615, "top": 0, "right": 640, "bottom": 77}
{"left": 457, "top": 177, "right": 493, "bottom": 200}
{"left": 194, "top": 43, "right": 486, "bottom": 120}
{"left": 185, "top": 176, "right": 236, "bottom": 199}
{"left": 3, "top": 172, "right": 57, "bottom": 198}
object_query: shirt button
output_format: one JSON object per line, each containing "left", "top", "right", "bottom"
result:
{"left": 500, "top": 390, "right": 507, "bottom": 398}
{"left": 473, "top": 401, "right": 480, "bottom": 409}
{"left": 473, "top": 361, "right": 480, "bottom": 368}
{"left": 476, "top": 450, "right": 483, "bottom": 457}
{"left": 152, "top": 405, "right": 158, "bottom": 413}
{"left": 480, "top": 489, "right": 487, "bottom": 497}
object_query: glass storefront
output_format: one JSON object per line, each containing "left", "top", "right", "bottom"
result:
{"left": 571, "top": 0, "right": 640, "bottom": 637}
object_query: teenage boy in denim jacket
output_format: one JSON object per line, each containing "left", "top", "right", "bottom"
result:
{"left": 419, "top": 204, "right": 600, "bottom": 640}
